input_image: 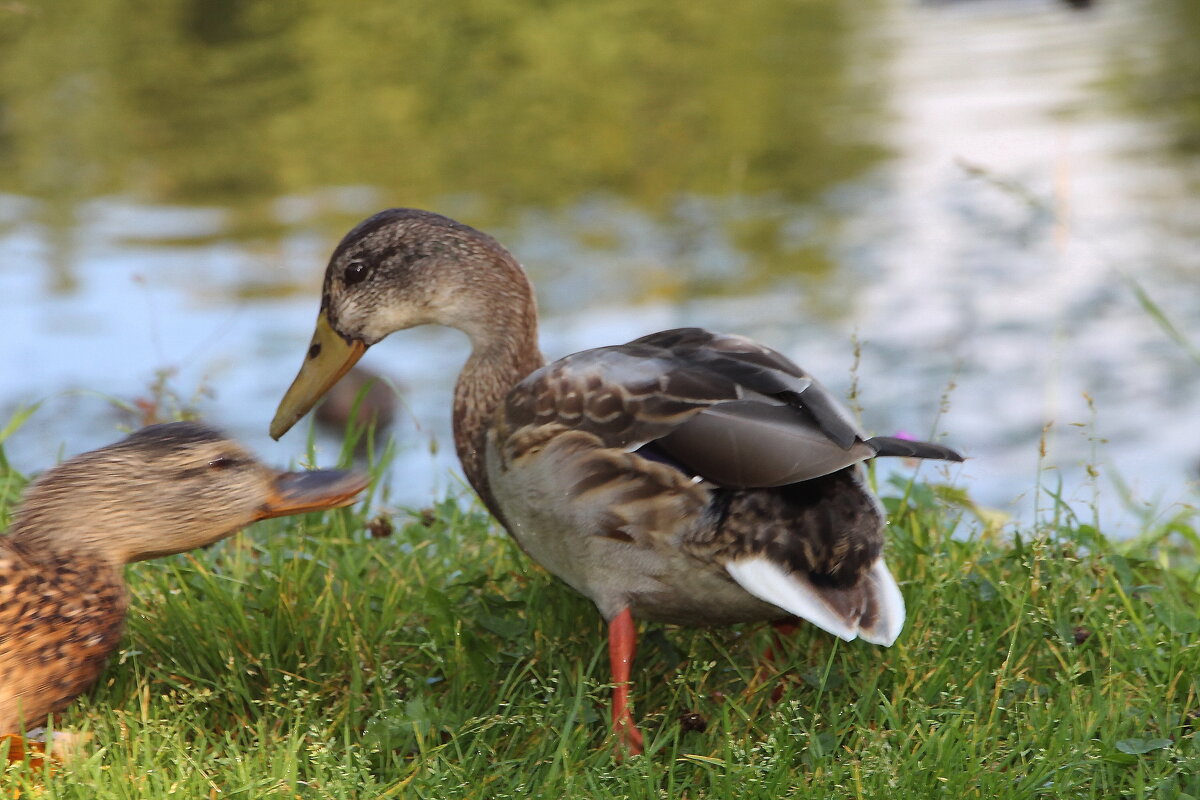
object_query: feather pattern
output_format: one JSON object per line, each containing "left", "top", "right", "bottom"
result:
{"left": 270, "top": 208, "right": 966, "bottom": 754}
{"left": 0, "top": 546, "right": 126, "bottom": 733}
{"left": 489, "top": 327, "right": 962, "bottom": 633}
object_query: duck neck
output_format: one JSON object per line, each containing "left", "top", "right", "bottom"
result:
{"left": 6, "top": 516, "right": 123, "bottom": 572}
{"left": 450, "top": 270, "right": 544, "bottom": 517}
{"left": 7, "top": 476, "right": 151, "bottom": 570}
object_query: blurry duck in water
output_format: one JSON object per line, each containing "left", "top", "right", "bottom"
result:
{"left": 269, "top": 208, "right": 964, "bottom": 755}
{"left": 314, "top": 365, "right": 398, "bottom": 443}
{"left": 0, "top": 422, "right": 367, "bottom": 742}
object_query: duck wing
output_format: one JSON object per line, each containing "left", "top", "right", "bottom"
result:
{"left": 629, "top": 327, "right": 865, "bottom": 449}
{"left": 503, "top": 328, "right": 866, "bottom": 457}
{"left": 505, "top": 328, "right": 959, "bottom": 486}
{"left": 498, "top": 326, "right": 961, "bottom": 512}
{"left": 638, "top": 329, "right": 962, "bottom": 485}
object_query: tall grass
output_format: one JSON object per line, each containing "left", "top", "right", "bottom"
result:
{"left": 1, "top": 416, "right": 1197, "bottom": 798}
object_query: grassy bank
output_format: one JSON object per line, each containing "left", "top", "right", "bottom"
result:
{"left": 1, "top": 440, "right": 1197, "bottom": 798}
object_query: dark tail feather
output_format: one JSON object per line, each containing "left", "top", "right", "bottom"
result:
{"left": 866, "top": 436, "right": 964, "bottom": 462}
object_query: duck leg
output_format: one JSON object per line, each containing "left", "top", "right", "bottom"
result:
{"left": 608, "top": 607, "right": 645, "bottom": 755}
{"left": 2, "top": 733, "right": 48, "bottom": 770}
{"left": 765, "top": 618, "right": 800, "bottom": 662}
{"left": 748, "top": 617, "right": 802, "bottom": 700}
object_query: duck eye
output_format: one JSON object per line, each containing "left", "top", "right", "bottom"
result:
{"left": 344, "top": 259, "right": 370, "bottom": 286}
{"left": 208, "top": 456, "right": 237, "bottom": 471}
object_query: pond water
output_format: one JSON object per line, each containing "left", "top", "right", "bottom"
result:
{"left": 2, "top": 0, "right": 1197, "bottom": 535}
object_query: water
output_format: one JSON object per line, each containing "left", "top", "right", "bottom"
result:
{"left": 2, "top": 0, "right": 1197, "bottom": 535}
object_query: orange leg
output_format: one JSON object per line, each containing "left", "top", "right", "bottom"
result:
{"left": 763, "top": 618, "right": 800, "bottom": 663}
{"left": 749, "top": 617, "right": 801, "bottom": 700}
{"left": 608, "top": 607, "right": 645, "bottom": 756}
{"left": 767, "top": 618, "right": 801, "bottom": 701}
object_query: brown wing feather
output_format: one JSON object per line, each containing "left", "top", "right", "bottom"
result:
{"left": 503, "top": 327, "right": 914, "bottom": 491}
{"left": 631, "top": 328, "right": 865, "bottom": 449}
{"left": 501, "top": 326, "right": 960, "bottom": 493}
{"left": 503, "top": 342, "right": 738, "bottom": 452}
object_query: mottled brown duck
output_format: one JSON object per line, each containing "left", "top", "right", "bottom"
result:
{"left": 269, "top": 208, "right": 964, "bottom": 755}
{"left": 0, "top": 422, "right": 367, "bottom": 739}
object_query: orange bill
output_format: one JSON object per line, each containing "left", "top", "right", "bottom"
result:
{"left": 255, "top": 469, "right": 370, "bottom": 521}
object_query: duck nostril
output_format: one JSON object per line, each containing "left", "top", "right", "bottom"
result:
{"left": 308, "top": 342, "right": 322, "bottom": 359}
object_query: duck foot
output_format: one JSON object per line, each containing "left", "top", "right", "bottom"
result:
{"left": 2, "top": 734, "right": 48, "bottom": 770}
{"left": 608, "top": 607, "right": 645, "bottom": 757}
{"left": 2, "top": 730, "right": 90, "bottom": 769}
{"left": 764, "top": 618, "right": 800, "bottom": 662}
{"left": 748, "top": 617, "right": 803, "bottom": 702}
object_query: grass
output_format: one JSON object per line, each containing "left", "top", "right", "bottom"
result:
{"left": 2, "top": 432, "right": 1198, "bottom": 799}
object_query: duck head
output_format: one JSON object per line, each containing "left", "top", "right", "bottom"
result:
{"left": 9, "top": 422, "right": 368, "bottom": 566}
{"left": 270, "top": 209, "right": 534, "bottom": 440}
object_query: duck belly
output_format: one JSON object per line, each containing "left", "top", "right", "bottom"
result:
{"left": 497, "top": 494, "right": 789, "bottom": 626}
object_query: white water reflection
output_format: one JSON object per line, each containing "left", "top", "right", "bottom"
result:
{"left": 857, "top": 0, "right": 1200, "bottom": 528}
{"left": 3, "top": 0, "right": 1197, "bottom": 535}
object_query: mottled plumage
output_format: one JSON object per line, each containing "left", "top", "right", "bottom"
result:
{"left": 0, "top": 422, "right": 367, "bottom": 734}
{"left": 269, "top": 208, "right": 964, "bottom": 754}
{"left": 0, "top": 547, "right": 126, "bottom": 733}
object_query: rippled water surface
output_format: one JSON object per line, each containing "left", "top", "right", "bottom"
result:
{"left": 2, "top": 0, "right": 1197, "bottom": 533}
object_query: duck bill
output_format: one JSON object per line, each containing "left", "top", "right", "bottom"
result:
{"left": 270, "top": 312, "right": 367, "bottom": 440}
{"left": 255, "top": 469, "right": 370, "bottom": 520}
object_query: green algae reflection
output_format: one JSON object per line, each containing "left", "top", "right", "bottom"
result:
{"left": 0, "top": 0, "right": 887, "bottom": 288}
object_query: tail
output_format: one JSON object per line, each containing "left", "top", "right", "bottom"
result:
{"left": 726, "top": 557, "right": 905, "bottom": 646}
{"left": 867, "top": 436, "right": 963, "bottom": 463}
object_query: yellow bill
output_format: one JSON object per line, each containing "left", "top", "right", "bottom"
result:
{"left": 270, "top": 311, "right": 366, "bottom": 439}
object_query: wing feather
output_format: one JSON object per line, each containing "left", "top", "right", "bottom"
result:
{"left": 502, "top": 327, "right": 960, "bottom": 491}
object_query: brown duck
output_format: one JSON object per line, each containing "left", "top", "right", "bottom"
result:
{"left": 269, "top": 209, "right": 963, "bottom": 754}
{"left": 0, "top": 421, "right": 367, "bottom": 736}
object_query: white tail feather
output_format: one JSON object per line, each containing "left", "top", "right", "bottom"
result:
{"left": 725, "top": 557, "right": 905, "bottom": 646}
{"left": 857, "top": 559, "right": 905, "bottom": 646}
{"left": 726, "top": 557, "right": 858, "bottom": 641}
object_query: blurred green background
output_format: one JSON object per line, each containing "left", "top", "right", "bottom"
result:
{"left": 1, "top": 0, "right": 1197, "bottom": 529}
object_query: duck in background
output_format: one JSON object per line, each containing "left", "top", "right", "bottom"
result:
{"left": 0, "top": 421, "right": 367, "bottom": 746}
{"left": 314, "top": 365, "right": 398, "bottom": 441}
{"left": 269, "top": 209, "right": 963, "bottom": 755}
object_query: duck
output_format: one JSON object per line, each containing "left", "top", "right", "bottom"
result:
{"left": 0, "top": 421, "right": 368, "bottom": 738}
{"left": 268, "top": 208, "right": 963, "bottom": 755}
{"left": 313, "top": 365, "right": 398, "bottom": 437}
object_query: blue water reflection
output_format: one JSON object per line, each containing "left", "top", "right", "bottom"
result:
{"left": 3, "top": 0, "right": 1198, "bottom": 535}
